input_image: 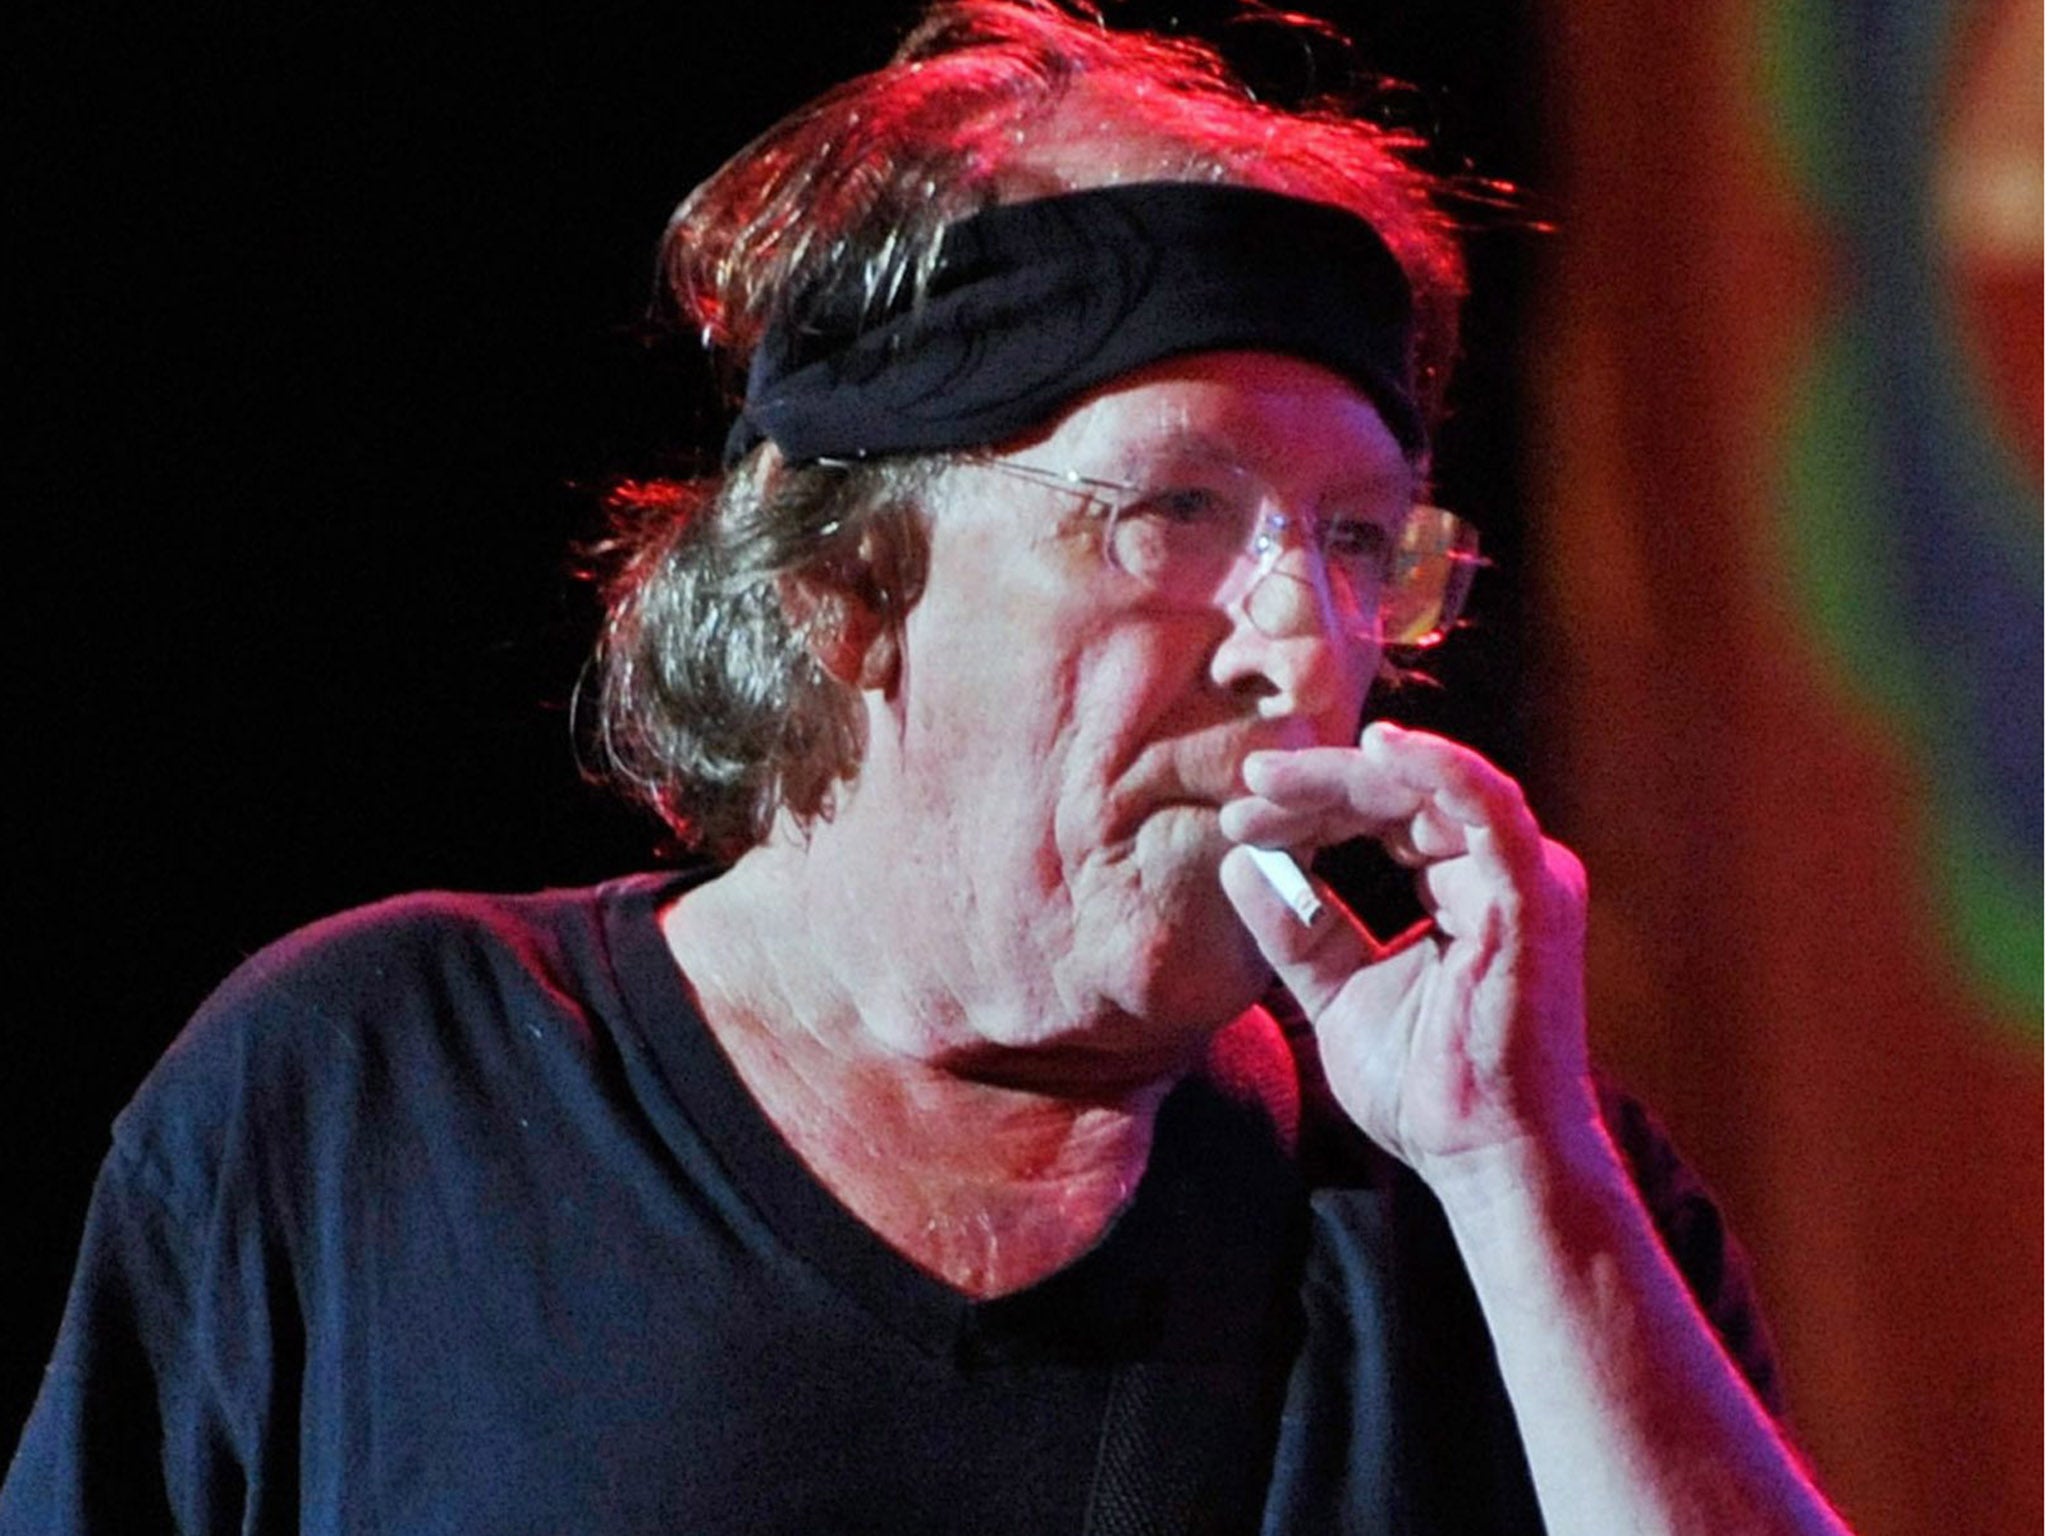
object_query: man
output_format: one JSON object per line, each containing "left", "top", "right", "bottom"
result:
{"left": 2, "top": 3, "right": 1851, "bottom": 1532}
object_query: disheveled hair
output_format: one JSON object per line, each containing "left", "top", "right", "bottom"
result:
{"left": 590, "top": 0, "right": 1471, "bottom": 859}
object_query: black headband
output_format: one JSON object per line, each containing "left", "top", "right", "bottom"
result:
{"left": 724, "top": 181, "right": 1422, "bottom": 467}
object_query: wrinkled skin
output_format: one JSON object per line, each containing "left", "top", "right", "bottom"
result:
{"left": 1219, "top": 722, "right": 1598, "bottom": 1183}
{"left": 866, "top": 349, "right": 1598, "bottom": 1172}
{"left": 832, "top": 351, "right": 1408, "bottom": 1084}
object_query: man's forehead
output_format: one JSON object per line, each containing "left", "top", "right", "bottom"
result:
{"left": 1042, "top": 353, "right": 1416, "bottom": 483}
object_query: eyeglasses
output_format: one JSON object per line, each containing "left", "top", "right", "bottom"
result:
{"left": 979, "top": 458, "right": 1481, "bottom": 648}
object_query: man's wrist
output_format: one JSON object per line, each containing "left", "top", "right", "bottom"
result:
{"left": 1416, "top": 1108, "right": 1634, "bottom": 1260}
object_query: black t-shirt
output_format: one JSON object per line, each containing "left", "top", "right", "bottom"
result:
{"left": 0, "top": 874, "right": 1781, "bottom": 1534}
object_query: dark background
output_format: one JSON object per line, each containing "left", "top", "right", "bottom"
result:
{"left": 8, "top": 0, "right": 1543, "bottom": 1449}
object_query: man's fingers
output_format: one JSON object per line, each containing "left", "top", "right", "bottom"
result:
{"left": 1219, "top": 797, "right": 1366, "bottom": 849}
{"left": 1385, "top": 802, "right": 1466, "bottom": 866}
{"left": 1219, "top": 845, "right": 1383, "bottom": 1021}
{"left": 1233, "top": 728, "right": 1511, "bottom": 866}
{"left": 1359, "top": 724, "right": 1550, "bottom": 880}
{"left": 1231, "top": 726, "right": 1562, "bottom": 935}
{"left": 1243, "top": 744, "right": 1428, "bottom": 825}
{"left": 1220, "top": 793, "right": 1467, "bottom": 871}
{"left": 1419, "top": 838, "right": 1589, "bottom": 940}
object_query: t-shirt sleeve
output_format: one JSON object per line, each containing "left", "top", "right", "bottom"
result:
{"left": 1, "top": 884, "right": 624, "bottom": 1535}
{"left": 0, "top": 901, "right": 396, "bottom": 1534}
{"left": 0, "top": 1140, "right": 265, "bottom": 1534}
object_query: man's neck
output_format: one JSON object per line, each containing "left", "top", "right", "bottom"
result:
{"left": 659, "top": 843, "right": 1180, "bottom": 1297}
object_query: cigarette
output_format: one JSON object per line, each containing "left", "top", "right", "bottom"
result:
{"left": 1245, "top": 846, "right": 1325, "bottom": 927}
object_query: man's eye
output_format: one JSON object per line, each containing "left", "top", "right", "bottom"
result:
{"left": 1322, "top": 516, "right": 1393, "bottom": 564}
{"left": 1130, "top": 486, "right": 1240, "bottom": 526}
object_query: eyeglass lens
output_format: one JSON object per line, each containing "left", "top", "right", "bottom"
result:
{"left": 1097, "top": 467, "right": 1476, "bottom": 646}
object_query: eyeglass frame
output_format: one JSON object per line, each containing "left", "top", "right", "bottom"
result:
{"left": 967, "top": 457, "right": 1481, "bottom": 650}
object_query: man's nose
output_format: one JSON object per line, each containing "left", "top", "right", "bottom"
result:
{"left": 1210, "top": 525, "right": 1377, "bottom": 720}
{"left": 1237, "top": 517, "right": 1352, "bottom": 642}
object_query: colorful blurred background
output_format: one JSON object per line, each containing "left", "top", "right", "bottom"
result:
{"left": 1534, "top": 4, "right": 2041, "bottom": 1532}
{"left": 10, "top": 1, "right": 2039, "bottom": 1531}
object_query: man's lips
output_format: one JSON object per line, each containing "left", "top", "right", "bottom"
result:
{"left": 1097, "top": 793, "right": 1227, "bottom": 856}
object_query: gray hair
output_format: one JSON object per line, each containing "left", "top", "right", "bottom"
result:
{"left": 589, "top": 454, "right": 942, "bottom": 859}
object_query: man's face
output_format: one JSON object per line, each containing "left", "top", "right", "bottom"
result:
{"left": 861, "top": 351, "right": 1412, "bottom": 1079}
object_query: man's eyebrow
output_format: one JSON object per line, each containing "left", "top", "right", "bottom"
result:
{"left": 1117, "top": 425, "right": 1416, "bottom": 496}
{"left": 1108, "top": 424, "right": 1241, "bottom": 467}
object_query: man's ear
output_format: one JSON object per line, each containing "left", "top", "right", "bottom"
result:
{"left": 780, "top": 530, "right": 904, "bottom": 692}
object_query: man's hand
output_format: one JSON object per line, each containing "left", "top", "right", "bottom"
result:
{"left": 1218, "top": 719, "right": 1601, "bottom": 1188}
{"left": 1223, "top": 720, "right": 1854, "bottom": 1536}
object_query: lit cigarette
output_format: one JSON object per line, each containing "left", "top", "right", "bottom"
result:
{"left": 1246, "top": 846, "right": 1325, "bottom": 927}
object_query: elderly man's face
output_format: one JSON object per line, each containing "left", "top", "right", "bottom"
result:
{"left": 870, "top": 351, "right": 1410, "bottom": 1075}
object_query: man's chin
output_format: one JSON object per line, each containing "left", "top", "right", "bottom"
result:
{"left": 1126, "top": 903, "right": 1271, "bottom": 1028}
